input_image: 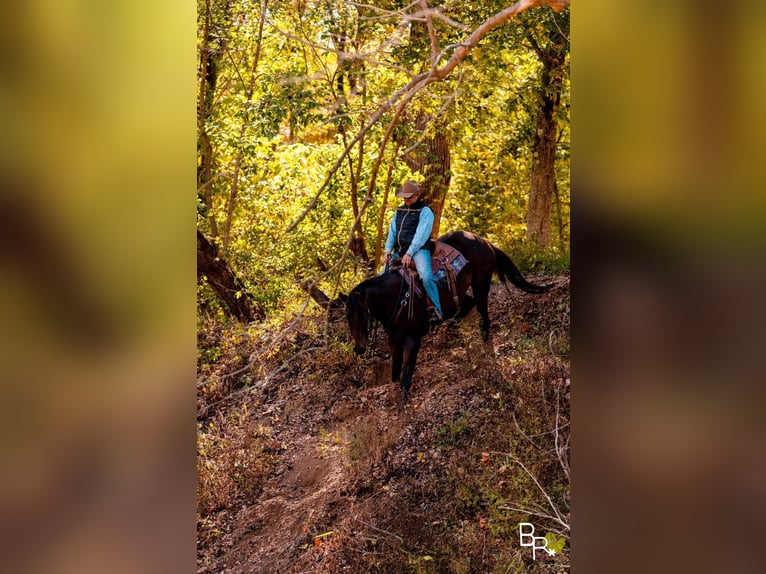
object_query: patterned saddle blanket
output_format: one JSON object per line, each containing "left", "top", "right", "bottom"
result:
{"left": 431, "top": 241, "right": 468, "bottom": 292}
{"left": 391, "top": 241, "right": 468, "bottom": 304}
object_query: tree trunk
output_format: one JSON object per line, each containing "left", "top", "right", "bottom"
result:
{"left": 300, "top": 281, "right": 344, "bottom": 314}
{"left": 198, "top": 0, "right": 238, "bottom": 239}
{"left": 342, "top": 127, "right": 370, "bottom": 264}
{"left": 526, "top": 53, "right": 565, "bottom": 249}
{"left": 402, "top": 12, "right": 451, "bottom": 239}
{"left": 423, "top": 126, "right": 451, "bottom": 239}
{"left": 526, "top": 92, "right": 557, "bottom": 248}
{"left": 197, "top": 231, "right": 263, "bottom": 322}
{"left": 373, "top": 139, "right": 401, "bottom": 269}
{"left": 401, "top": 111, "right": 451, "bottom": 239}
{"left": 197, "top": 0, "right": 219, "bottom": 237}
{"left": 221, "top": 0, "right": 268, "bottom": 252}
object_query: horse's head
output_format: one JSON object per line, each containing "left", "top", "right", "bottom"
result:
{"left": 345, "top": 288, "right": 369, "bottom": 355}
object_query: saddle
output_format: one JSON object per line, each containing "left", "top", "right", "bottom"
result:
{"left": 389, "top": 241, "right": 467, "bottom": 317}
{"left": 431, "top": 241, "right": 467, "bottom": 308}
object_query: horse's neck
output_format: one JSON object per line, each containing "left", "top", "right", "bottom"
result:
{"left": 366, "top": 274, "right": 402, "bottom": 322}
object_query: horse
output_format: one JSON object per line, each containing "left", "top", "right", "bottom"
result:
{"left": 344, "top": 231, "right": 550, "bottom": 405}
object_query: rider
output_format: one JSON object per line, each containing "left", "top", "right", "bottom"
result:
{"left": 383, "top": 180, "right": 443, "bottom": 322}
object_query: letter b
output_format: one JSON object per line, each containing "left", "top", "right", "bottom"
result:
{"left": 519, "top": 522, "right": 535, "bottom": 547}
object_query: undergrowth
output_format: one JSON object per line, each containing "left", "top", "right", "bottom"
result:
{"left": 197, "top": 276, "right": 570, "bottom": 573}
{"left": 507, "top": 244, "right": 570, "bottom": 276}
{"left": 197, "top": 403, "right": 278, "bottom": 516}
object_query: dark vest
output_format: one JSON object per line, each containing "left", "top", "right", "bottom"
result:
{"left": 393, "top": 200, "right": 434, "bottom": 256}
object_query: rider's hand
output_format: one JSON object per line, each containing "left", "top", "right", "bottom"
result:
{"left": 402, "top": 253, "right": 414, "bottom": 269}
{"left": 384, "top": 252, "right": 392, "bottom": 263}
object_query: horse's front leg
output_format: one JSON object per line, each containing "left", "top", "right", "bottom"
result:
{"left": 390, "top": 340, "right": 403, "bottom": 382}
{"left": 400, "top": 337, "right": 422, "bottom": 406}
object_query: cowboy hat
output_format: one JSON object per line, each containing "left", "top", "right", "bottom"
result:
{"left": 395, "top": 180, "right": 422, "bottom": 199}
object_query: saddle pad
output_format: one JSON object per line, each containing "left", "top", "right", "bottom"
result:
{"left": 431, "top": 241, "right": 468, "bottom": 276}
{"left": 390, "top": 242, "right": 466, "bottom": 299}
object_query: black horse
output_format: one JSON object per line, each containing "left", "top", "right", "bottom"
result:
{"left": 345, "top": 231, "right": 550, "bottom": 404}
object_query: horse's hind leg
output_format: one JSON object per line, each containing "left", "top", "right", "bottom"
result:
{"left": 454, "top": 294, "right": 475, "bottom": 321}
{"left": 474, "top": 278, "right": 492, "bottom": 341}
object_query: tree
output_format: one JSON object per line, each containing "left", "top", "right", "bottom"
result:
{"left": 197, "top": 230, "right": 264, "bottom": 322}
{"left": 524, "top": 7, "right": 569, "bottom": 248}
{"left": 221, "top": 0, "right": 269, "bottom": 252}
{"left": 197, "top": 0, "right": 224, "bottom": 238}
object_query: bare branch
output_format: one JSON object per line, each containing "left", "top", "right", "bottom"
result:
{"left": 432, "top": 42, "right": 470, "bottom": 69}
{"left": 508, "top": 453, "right": 569, "bottom": 531}
{"left": 554, "top": 382, "right": 571, "bottom": 481}
{"left": 348, "top": 1, "right": 421, "bottom": 22}
{"left": 497, "top": 505, "right": 569, "bottom": 537}
{"left": 407, "top": 6, "right": 469, "bottom": 32}
{"left": 266, "top": 19, "right": 414, "bottom": 76}
{"left": 432, "top": 0, "right": 569, "bottom": 81}
{"left": 420, "top": 0, "right": 440, "bottom": 67}
{"left": 352, "top": 515, "right": 404, "bottom": 544}
{"left": 547, "top": 6, "right": 570, "bottom": 44}
{"left": 431, "top": 10, "right": 470, "bottom": 32}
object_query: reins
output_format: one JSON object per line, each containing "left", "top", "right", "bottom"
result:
{"left": 367, "top": 314, "right": 381, "bottom": 348}
{"left": 388, "top": 267, "right": 411, "bottom": 326}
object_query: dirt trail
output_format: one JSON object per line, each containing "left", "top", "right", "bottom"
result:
{"left": 198, "top": 275, "right": 570, "bottom": 573}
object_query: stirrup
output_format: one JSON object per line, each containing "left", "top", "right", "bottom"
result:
{"left": 429, "top": 308, "right": 443, "bottom": 323}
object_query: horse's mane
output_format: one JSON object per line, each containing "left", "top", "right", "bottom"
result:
{"left": 347, "top": 272, "right": 401, "bottom": 322}
{"left": 355, "top": 271, "right": 398, "bottom": 294}
{"left": 346, "top": 284, "right": 364, "bottom": 309}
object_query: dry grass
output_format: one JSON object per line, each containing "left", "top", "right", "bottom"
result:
{"left": 197, "top": 274, "right": 570, "bottom": 573}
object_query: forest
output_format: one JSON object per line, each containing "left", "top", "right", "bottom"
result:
{"left": 197, "top": 1, "right": 570, "bottom": 571}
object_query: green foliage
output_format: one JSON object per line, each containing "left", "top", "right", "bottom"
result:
{"left": 505, "top": 243, "right": 570, "bottom": 276}
{"left": 434, "top": 412, "right": 471, "bottom": 447}
{"left": 544, "top": 532, "right": 567, "bottom": 555}
{"left": 197, "top": 0, "right": 569, "bottom": 320}
{"left": 406, "top": 552, "right": 438, "bottom": 574}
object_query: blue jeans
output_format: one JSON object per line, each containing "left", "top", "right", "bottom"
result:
{"left": 385, "top": 250, "right": 443, "bottom": 317}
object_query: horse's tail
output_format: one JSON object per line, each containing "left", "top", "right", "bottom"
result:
{"left": 492, "top": 245, "right": 551, "bottom": 294}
